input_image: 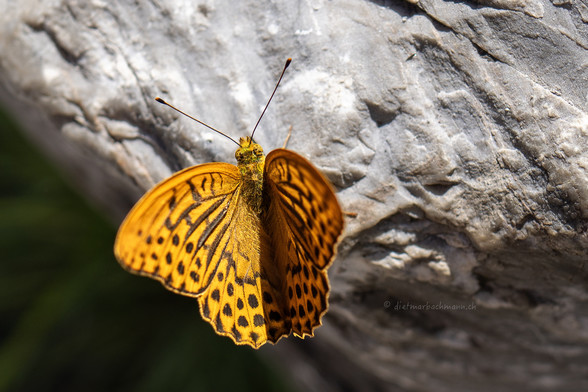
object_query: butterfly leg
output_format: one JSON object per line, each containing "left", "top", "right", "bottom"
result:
{"left": 282, "top": 125, "right": 293, "bottom": 149}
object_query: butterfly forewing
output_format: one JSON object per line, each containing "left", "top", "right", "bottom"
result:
{"left": 264, "top": 149, "right": 344, "bottom": 337}
{"left": 114, "top": 162, "right": 242, "bottom": 296}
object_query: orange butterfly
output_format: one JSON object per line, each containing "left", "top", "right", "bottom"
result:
{"left": 114, "top": 59, "right": 343, "bottom": 348}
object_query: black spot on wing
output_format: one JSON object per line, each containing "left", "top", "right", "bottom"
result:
{"left": 263, "top": 292, "right": 273, "bottom": 304}
{"left": 269, "top": 311, "right": 282, "bottom": 322}
{"left": 238, "top": 316, "right": 249, "bottom": 327}
{"left": 248, "top": 294, "right": 259, "bottom": 309}
{"left": 253, "top": 314, "right": 265, "bottom": 326}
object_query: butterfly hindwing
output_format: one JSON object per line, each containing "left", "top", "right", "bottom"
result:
{"left": 197, "top": 199, "right": 274, "bottom": 348}
{"left": 264, "top": 149, "right": 344, "bottom": 337}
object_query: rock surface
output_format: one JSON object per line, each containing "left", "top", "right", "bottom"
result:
{"left": 1, "top": 0, "right": 587, "bottom": 390}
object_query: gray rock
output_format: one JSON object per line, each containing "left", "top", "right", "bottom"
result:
{"left": 1, "top": 0, "right": 587, "bottom": 390}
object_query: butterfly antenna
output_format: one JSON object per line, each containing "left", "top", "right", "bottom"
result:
{"left": 250, "top": 58, "right": 292, "bottom": 140}
{"left": 155, "top": 97, "right": 240, "bottom": 146}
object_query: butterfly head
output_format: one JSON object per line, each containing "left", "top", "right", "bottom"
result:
{"left": 235, "top": 136, "right": 265, "bottom": 165}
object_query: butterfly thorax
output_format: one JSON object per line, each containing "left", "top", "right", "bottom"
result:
{"left": 235, "top": 136, "right": 265, "bottom": 213}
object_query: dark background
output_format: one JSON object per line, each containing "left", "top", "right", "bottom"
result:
{"left": 0, "top": 108, "right": 291, "bottom": 391}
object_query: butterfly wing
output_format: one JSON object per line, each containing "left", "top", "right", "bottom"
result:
{"left": 115, "top": 162, "right": 275, "bottom": 348}
{"left": 263, "top": 149, "right": 344, "bottom": 339}
{"left": 114, "top": 162, "right": 242, "bottom": 296}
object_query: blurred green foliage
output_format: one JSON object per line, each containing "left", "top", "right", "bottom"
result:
{"left": 0, "top": 109, "right": 290, "bottom": 392}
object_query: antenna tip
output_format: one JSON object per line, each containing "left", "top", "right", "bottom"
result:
{"left": 285, "top": 58, "right": 292, "bottom": 67}
{"left": 155, "top": 97, "right": 165, "bottom": 104}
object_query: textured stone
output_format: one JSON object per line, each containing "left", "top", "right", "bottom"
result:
{"left": 1, "top": 0, "right": 587, "bottom": 390}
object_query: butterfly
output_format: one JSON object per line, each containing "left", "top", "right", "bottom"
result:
{"left": 114, "top": 59, "right": 344, "bottom": 348}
